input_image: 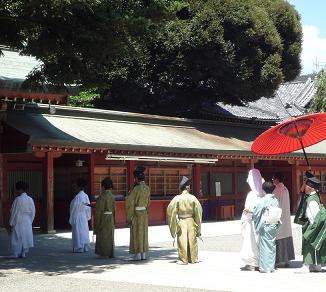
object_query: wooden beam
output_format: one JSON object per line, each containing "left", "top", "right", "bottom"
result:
{"left": 291, "top": 161, "right": 299, "bottom": 214}
{"left": 45, "top": 152, "right": 55, "bottom": 233}
{"left": 88, "top": 153, "right": 95, "bottom": 196}
{"left": 250, "top": 158, "right": 258, "bottom": 169}
{"left": 34, "top": 151, "right": 46, "bottom": 158}
{"left": 193, "top": 164, "right": 201, "bottom": 195}
{"left": 127, "top": 160, "right": 135, "bottom": 192}
{"left": 241, "top": 158, "right": 250, "bottom": 164}
{"left": 0, "top": 155, "right": 4, "bottom": 226}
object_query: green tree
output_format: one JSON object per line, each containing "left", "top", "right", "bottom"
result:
{"left": 0, "top": 0, "right": 302, "bottom": 115}
{"left": 311, "top": 71, "right": 326, "bottom": 113}
{"left": 68, "top": 88, "right": 100, "bottom": 108}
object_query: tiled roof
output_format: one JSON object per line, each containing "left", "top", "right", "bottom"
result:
{"left": 5, "top": 104, "right": 268, "bottom": 155}
{"left": 0, "top": 48, "right": 41, "bottom": 80}
{"left": 203, "top": 74, "right": 318, "bottom": 121}
{"left": 5, "top": 104, "right": 326, "bottom": 158}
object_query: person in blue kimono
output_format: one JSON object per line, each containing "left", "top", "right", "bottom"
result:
{"left": 253, "top": 181, "right": 281, "bottom": 273}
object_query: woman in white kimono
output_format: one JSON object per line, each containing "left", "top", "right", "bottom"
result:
{"left": 69, "top": 178, "right": 91, "bottom": 253}
{"left": 9, "top": 181, "right": 35, "bottom": 258}
{"left": 240, "top": 168, "right": 264, "bottom": 271}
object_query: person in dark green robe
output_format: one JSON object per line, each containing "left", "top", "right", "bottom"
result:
{"left": 125, "top": 166, "right": 150, "bottom": 261}
{"left": 93, "top": 177, "right": 115, "bottom": 258}
{"left": 252, "top": 181, "right": 281, "bottom": 273}
{"left": 294, "top": 173, "right": 326, "bottom": 273}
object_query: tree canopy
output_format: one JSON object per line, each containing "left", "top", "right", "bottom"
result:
{"left": 0, "top": 0, "right": 302, "bottom": 115}
{"left": 311, "top": 70, "right": 326, "bottom": 113}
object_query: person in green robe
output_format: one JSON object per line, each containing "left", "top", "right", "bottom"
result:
{"left": 125, "top": 166, "right": 150, "bottom": 261}
{"left": 252, "top": 181, "right": 281, "bottom": 273}
{"left": 167, "top": 176, "right": 202, "bottom": 265}
{"left": 93, "top": 177, "right": 115, "bottom": 258}
{"left": 294, "top": 173, "right": 326, "bottom": 273}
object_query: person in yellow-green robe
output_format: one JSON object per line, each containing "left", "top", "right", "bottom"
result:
{"left": 167, "top": 176, "right": 202, "bottom": 265}
{"left": 125, "top": 166, "right": 150, "bottom": 261}
{"left": 93, "top": 177, "right": 115, "bottom": 258}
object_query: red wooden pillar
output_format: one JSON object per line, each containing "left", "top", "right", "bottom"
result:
{"left": 88, "top": 153, "right": 95, "bottom": 230}
{"left": 193, "top": 164, "right": 201, "bottom": 195}
{"left": 127, "top": 160, "right": 135, "bottom": 192}
{"left": 88, "top": 153, "right": 95, "bottom": 196}
{"left": 45, "top": 151, "right": 55, "bottom": 233}
{"left": 250, "top": 158, "right": 256, "bottom": 169}
{"left": 291, "top": 161, "right": 300, "bottom": 214}
{"left": 2, "top": 155, "right": 8, "bottom": 225}
{"left": 0, "top": 154, "right": 4, "bottom": 226}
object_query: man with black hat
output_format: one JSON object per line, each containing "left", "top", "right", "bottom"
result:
{"left": 125, "top": 166, "right": 150, "bottom": 261}
{"left": 294, "top": 172, "right": 326, "bottom": 272}
{"left": 167, "top": 176, "right": 202, "bottom": 264}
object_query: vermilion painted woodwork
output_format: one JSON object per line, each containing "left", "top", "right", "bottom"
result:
{"left": 0, "top": 90, "right": 67, "bottom": 104}
{"left": 46, "top": 152, "right": 55, "bottom": 232}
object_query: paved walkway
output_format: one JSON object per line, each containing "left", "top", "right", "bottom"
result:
{"left": 0, "top": 219, "right": 325, "bottom": 292}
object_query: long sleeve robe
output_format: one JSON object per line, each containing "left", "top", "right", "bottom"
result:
{"left": 69, "top": 190, "right": 91, "bottom": 252}
{"left": 9, "top": 193, "right": 35, "bottom": 258}
{"left": 125, "top": 182, "right": 150, "bottom": 254}
{"left": 240, "top": 191, "right": 261, "bottom": 267}
{"left": 252, "top": 193, "right": 280, "bottom": 273}
{"left": 240, "top": 169, "right": 264, "bottom": 268}
{"left": 93, "top": 190, "right": 115, "bottom": 257}
{"left": 273, "top": 183, "right": 295, "bottom": 265}
{"left": 167, "top": 190, "right": 202, "bottom": 264}
{"left": 299, "top": 192, "right": 326, "bottom": 265}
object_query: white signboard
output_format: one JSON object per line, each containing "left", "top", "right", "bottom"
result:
{"left": 215, "top": 182, "right": 221, "bottom": 196}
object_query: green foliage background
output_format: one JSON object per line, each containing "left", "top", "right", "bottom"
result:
{"left": 311, "top": 71, "right": 326, "bottom": 113}
{"left": 0, "top": 0, "right": 302, "bottom": 115}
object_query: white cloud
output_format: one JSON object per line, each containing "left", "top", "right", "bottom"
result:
{"left": 301, "top": 25, "right": 326, "bottom": 75}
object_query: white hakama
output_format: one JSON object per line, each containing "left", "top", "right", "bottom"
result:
{"left": 9, "top": 193, "right": 35, "bottom": 258}
{"left": 69, "top": 190, "right": 91, "bottom": 252}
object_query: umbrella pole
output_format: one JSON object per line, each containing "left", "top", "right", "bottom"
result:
{"left": 299, "top": 138, "right": 311, "bottom": 170}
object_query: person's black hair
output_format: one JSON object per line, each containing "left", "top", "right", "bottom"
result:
{"left": 180, "top": 180, "right": 191, "bottom": 191}
{"left": 15, "top": 181, "right": 29, "bottom": 191}
{"left": 135, "top": 172, "right": 145, "bottom": 182}
{"left": 76, "top": 178, "right": 87, "bottom": 188}
{"left": 101, "top": 177, "right": 114, "bottom": 190}
{"left": 262, "top": 181, "right": 275, "bottom": 194}
{"left": 273, "top": 172, "right": 284, "bottom": 182}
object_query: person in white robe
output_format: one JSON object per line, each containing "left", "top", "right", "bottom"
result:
{"left": 240, "top": 168, "right": 264, "bottom": 271}
{"left": 69, "top": 178, "right": 91, "bottom": 253}
{"left": 9, "top": 181, "right": 35, "bottom": 258}
{"left": 272, "top": 172, "right": 295, "bottom": 268}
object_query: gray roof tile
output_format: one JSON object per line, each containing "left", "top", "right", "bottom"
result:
{"left": 211, "top": 74, "right": 318, "bottom": 121}
{"left": 0, "top": 49, "right": 41, "bottom": 80}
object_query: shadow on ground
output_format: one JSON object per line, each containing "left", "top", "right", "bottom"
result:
{"left": 0, "top": 232, "right": 178, "bottom": 277}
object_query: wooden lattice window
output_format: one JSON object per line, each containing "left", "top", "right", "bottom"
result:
{"left": 147, "top": 167, "right": 191, "bottom": 196}
{"left": 8, "top": 170, "right": 43, "bottom": 200}
{"left": 300, "top": 170, "right": 326, "bottom": 193}
{"left": 94, "top": 166, "right": 127, "bottom": 197}
{"left": 321, "top": 171, "right": 326, "bottom": 193}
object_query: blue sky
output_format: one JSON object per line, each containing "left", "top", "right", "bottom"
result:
{"left": 288, "top": 0, "right": 326, "bottom": 74}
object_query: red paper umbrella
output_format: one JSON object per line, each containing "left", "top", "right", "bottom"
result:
{"left": 251, "top": 112, "right": 326, "bottom": 167}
